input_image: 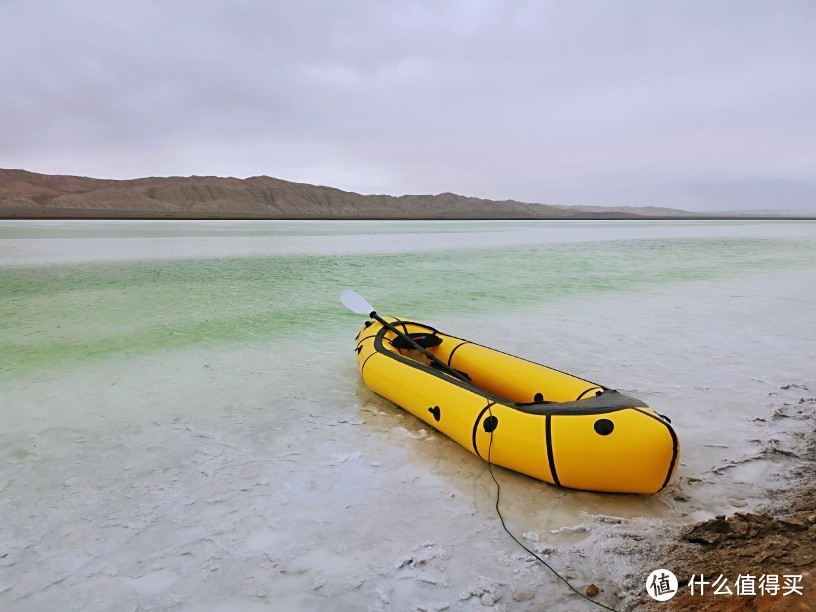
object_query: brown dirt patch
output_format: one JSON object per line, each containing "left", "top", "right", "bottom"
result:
{"left": 632, "top": 436, "right": 816, "bottom": 611}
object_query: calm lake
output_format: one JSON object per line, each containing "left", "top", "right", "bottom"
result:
{"left": 2, "top": 220, "right": 815, "bottom": 610}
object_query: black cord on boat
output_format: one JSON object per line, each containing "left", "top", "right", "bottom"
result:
{"left": 485, "top": 405, "right": 618, "bottom": 612}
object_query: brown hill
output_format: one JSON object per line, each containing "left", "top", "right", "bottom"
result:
{"left": 0, "top": 169, "right": 654, "bottom": 220}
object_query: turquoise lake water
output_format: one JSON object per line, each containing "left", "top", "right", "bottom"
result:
{"left": 1, "top": 220, "right": 815, "bottom": 610}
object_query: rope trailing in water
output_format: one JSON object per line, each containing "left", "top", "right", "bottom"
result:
{"left": 485, "top": 404, "right": 618, "bottom": 612}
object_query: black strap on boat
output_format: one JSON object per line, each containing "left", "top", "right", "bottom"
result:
{"left": 446, "top": 340, "right": 470, "bottom": 366}
{"left": 471, "top": 402, "right": 496, "bottom": 459}
{"left": 545, "top": 414, "right": 560, "bottom": 487}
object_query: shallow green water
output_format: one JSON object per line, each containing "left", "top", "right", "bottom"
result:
{"left": 2, "top": 224, "right": 815, "bottom": 382}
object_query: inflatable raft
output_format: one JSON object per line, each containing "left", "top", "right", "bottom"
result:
{"left": 353, "top": 316, "right": 678, "bottom": 494}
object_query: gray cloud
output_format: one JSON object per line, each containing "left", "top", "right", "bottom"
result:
{"left": 1, "top": 0, "right": 815, "bottom": 210}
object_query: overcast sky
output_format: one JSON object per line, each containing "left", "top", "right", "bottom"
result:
{"left": 1, "top": 1, "right": 814, "bottom": 211}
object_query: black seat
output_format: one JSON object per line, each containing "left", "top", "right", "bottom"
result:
{"left": 391, "top": 333, "right": 443, "bottom": 349}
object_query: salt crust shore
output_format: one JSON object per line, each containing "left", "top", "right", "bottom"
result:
{"left": 2, "top": 382, "right": 813, "bottom": 611}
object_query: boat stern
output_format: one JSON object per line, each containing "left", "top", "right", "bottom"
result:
{"left": 548, "top": 406, "right": 679, "bottom": 494}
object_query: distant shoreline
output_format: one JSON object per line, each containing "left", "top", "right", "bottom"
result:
{"left": 2, "top": 209, "right": 815, "bottom": 222}
{"left": 2, "top": 169, "right": 814, "bottom": 221}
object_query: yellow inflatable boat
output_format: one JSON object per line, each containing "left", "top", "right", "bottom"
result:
{"left": 353, "top": 316, "right": 678, "bottom": 494}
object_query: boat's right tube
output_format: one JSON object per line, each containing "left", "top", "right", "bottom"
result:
{"left": 441, "top": 340, "right": 600, "bottom": 404}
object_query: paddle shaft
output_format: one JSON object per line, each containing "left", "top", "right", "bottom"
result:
{"left": 369, "top": 312, "right": 472, "bottom": 385}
